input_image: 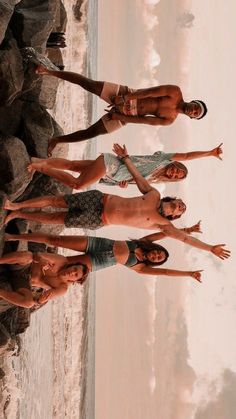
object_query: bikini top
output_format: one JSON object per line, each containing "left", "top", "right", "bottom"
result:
{"left": 124, "top": 241, "right": 141, "bottom": 267}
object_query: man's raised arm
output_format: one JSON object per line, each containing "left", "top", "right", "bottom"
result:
{"left": 111, "top": 113, "right": 172, "bottom": 126}
{"left": 112, "top": 143, "right": 154, "bottom": 195}
{"left": 124, "top": 85, "right": 181, "bottom": 100}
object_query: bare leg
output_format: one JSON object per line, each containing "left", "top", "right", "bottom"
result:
{"left": 29, "top": 155, "right": 106, "bottom": 190}
{"left": 6, "top": 233, "right": 89, "bottom": 252}
{"left": 35, "top": 65, "right": 104, "bottom": 96}
{"left": 48, "top": 119, "right": 108, "bottom": 156}
{"left": 30, "top": 157, "right": 93, "bottom": 172}
{"left": 4, "top": 196, "right": 67, "bottom": 211}
{"left": 4, "top": 211, "right": 66, "bottom": 226}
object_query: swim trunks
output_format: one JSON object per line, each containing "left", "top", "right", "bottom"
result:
{"left": 100, "top": 81, "right": 136, "bottom": 133}
{"left": 64, "top": 190, "right": 107, "bottom": 230}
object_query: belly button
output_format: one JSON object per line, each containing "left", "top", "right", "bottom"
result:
{"left": 147, "top": 217, "right": 150, "bottom": 221}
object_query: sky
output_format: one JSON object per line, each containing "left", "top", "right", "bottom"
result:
{"left": 95, "top": 1, "right": 236, "bottom": 418}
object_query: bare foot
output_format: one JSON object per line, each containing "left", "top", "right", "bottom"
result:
{"left": 4, "top": 211, "right": 20, "bottom": 225}
{"left": 3, "top": 199, "right": 21, "bottom": 211}
{"left": 27, "top": 163, "right": 36, "bottom": 174}
{"left": 48, "top": 138, "right": 58, "bottom": 157}
{"left": 35, "top": 64, "right": 50, "bottom": 75}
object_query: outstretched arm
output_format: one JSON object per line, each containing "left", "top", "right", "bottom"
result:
{"left": 159, "top": 224, "right": 230, "bottom": 259}
{"left": 173, "top": 143, "right": 223, "bottom": 161}
{"left": 124, "top": 85, "right": 181, "bottom": 100}
{"left": 140, "top": 221, "right": 202, "bottom": 241}
{"left": 131, "top": 264, "right": 202, "bottom": 283}
{"left": 112, "top": 143, "right": 154, "bottom": 194}
{"left": 111, "top": 113, "right": 172, "bottom": 126}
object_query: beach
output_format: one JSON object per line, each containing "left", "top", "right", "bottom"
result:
{"left": 0, "top": 1, "right": 235, "bottom": 419}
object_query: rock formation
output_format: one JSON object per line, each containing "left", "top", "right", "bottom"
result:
{"left": 0, "top": 0, "right": 70, "bottom": 355}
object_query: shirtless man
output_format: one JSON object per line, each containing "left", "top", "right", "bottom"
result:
{"left": 35, "top": 65, "right": 208, "bottom": 156}
{"left": 4, "top": 144, "right": 229, "bottom": 261}
{"left": 0, "top": 251, "right": 88, "bottom": 308}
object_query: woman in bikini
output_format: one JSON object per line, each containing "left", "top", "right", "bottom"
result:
{"left": 27, "top": 143, "right": 223, "bottom": 190}
{"left": 0, "top": 231, "right": 203, "bottom": 308}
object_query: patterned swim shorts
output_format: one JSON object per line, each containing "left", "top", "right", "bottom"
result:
{"left": 64, "top": 190, "right": 106, "bottom": 230}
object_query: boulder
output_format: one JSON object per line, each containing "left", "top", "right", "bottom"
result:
{"left": 0, "top": 35, "right": 24, "bottom": 106}
{"left": 0, "top": 136, "right": 31, "bottom": 202}
{"left": 0, "top": 0, "right": 21, "bottom": 45}
{"left": 20, "top": 102, "right": 64, "bottom": 157}
{"left": 10, "top": 0, "right": 57, "bottom": 51}
{"left": 53, "top": 0, "right": 67, "bottom": 32}
{"left": 0, "top": 99, "right": 23, "bottom": 136}
{"left": 20, "top": 47, "right": 60, "bottom": 109}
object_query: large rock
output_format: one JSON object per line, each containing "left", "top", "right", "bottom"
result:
{"left": 20, "top": 47, "right": 60, "bottom": 109}
{"left": 0, "top": 35, "right": 24, "bottom": 106}
{"left": 0, "top": 99, "right": 23, "bottom": 136}
{"left": 53, "top": 0, "right": 67, "bottom": 32}
{"left": 20, "top": 102, "right": 63, "bottom": 157}
{"left": 0, "top": 0, "right": 21, "bottom": 45}
{"left": 0, "top": 136, "right": 31, "bottom": 201}
{"left": 10, "top": 0, "right": 57, "bottom": 51}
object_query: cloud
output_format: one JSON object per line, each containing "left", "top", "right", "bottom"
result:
{"left": 194, "top": 369, "right": 236, "bottom": 419}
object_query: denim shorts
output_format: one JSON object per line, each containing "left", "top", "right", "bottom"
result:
{"left": 86, "top": 236, "right": 116, "bottom": 272}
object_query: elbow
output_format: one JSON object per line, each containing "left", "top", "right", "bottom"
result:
{"left": 20, "top": 298, "right": 35, "bottom": 308}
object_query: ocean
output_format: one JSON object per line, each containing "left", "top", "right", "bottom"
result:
{"left": 0, "top": 1, "right": 97, "bottom": 418}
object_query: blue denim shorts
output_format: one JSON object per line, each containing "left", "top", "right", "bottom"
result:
{"left": 86, "top": 236, "right": 116, "bottom": 271}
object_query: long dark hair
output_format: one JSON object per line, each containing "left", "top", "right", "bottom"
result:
{"left": 131, "top": 240, "right": 169, "bottom": 266}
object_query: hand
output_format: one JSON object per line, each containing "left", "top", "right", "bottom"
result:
{"left": 211, "top": 143, "right": 223, "bottom": 160}
{"left": 118, "top": 180, "right": 128, "bottom": 188}
{"left": 112, "top": 143, "right": 128, "bottom": 158}
{"left": 211, "top": 244, "right": 231, "bottom": 260}
{"left": 189, "top": 220, "right": 202, "bottom": 234}
{"left": 189, "top": 270, "right": 203, "bottom": 283}
{"left": 48, "top": 138, "right": 58, "bottom": 157}
{"left": 41, "top": 261, "right": 55, "bottom": 275}
{"left": 38, "top": 289, "right": 53, "bottom": 304}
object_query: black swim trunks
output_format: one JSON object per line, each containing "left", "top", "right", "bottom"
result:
{"left": 64, "top": 190, "right": 105, "bottom": 230}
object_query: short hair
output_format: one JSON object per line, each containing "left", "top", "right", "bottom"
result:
{"left": 192, "top": 100, "right": 208, "bottom": 119}
{"left": 131, "top": 240, "right": 169, "bottom": 266}
{"left": 161, "top": 197, "right": 186, "bottom": 220}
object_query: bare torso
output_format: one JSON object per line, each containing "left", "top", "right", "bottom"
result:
{"left": 114, "top": 94, "right": 181, "bottom": 121}
{"left": 104, "top": 191, "right": 167, "bottom": 229}
{"left": 30, "top": 262, "right": 65, "bottom": 289}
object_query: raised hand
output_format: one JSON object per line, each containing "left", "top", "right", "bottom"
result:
{"left": 211, "top": 143, "right": 223, "bottom": 160}
{"left": 112, "top": 143, "right": 128, "bottom": 158}
{"left": 211, "top": 244, "right": 231, "bottom": 260}
{"left": 118, "top": 180, "right": 128, "bottom": 188}
{"left": 190, "top": 270, "right": 203, "bottom": 283}
{"left": 189, "top": 220, "right": 202, "bottom": 234}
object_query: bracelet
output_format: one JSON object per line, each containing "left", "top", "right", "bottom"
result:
{"left": 120, "top": 155, "right": 130, "bottom": 161}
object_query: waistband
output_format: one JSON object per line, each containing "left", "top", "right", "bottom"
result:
{"left": 101, "top": 194, "right": 110, "bottom": 225}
